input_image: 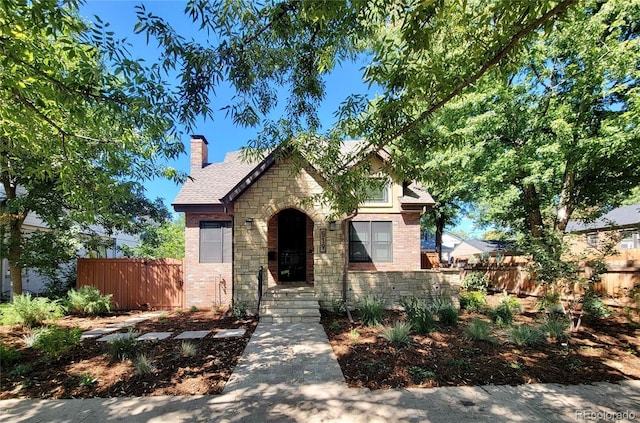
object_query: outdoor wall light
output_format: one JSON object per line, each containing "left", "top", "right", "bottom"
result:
{"left": 245, "top": 218, "right": 254, "bottom": 229}
{"left": 328, "top": 220, "right": 337, "bottom": 231}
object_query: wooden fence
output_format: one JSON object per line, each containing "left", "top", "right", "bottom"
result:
{"left": 461, "top": 253, "right": 640, "bottom": 304}
{"left": 77, "top": 258, "right": 184, "bottom": 310}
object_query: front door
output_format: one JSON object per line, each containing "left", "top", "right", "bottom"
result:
{"left": 278, "top": 209, "right": 307, "bottom": 282}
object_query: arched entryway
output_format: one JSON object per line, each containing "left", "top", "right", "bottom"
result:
{"left": 268, "top": 208, "right": 314, "bottom": 285}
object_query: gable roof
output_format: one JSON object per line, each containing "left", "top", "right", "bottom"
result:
{"left": 566, "top": 203, "right": 640, "bottom": 233}
{"left": 172, "top": 140, "right": 434, "bottom": 212}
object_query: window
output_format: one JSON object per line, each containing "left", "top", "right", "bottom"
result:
{"left": 200, "top": 222, "right": 232, "bottom": 263}
{"left": 362, "top": 178, "right": 391, "bottom": 205}
{"left": 349, "top": 221, "right": 393, "bottom": 262}
{"left": 586, "top": 233, "right": 599, "bottom": 247}
{"left": 620, "top": 229, "right": 640, "bottom": 250}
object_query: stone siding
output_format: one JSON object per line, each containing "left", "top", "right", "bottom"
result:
{"left": 341, "top": 269, "right": 461, "bottom": 309}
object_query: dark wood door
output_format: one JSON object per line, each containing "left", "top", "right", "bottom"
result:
{"left": 278, "top": 209, "right": 307, "bottom": 282}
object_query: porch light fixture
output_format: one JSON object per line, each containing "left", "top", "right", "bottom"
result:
{"left": 245, "top": 218, "right": 254, "bottom": 230}
{"left": 328, "top": 220, "right": 337, "bottom": 231}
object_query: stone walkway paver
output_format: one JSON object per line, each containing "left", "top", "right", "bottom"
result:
{"left": 96, "top": 332, "right": 136, "bottom": 342}
{"left": 174, "top": 330, "right": 211, "bottom": 339}
{"left": 136, "top": 332, "right": 172, "bottom": 341}
{"left": 214, "top": 329, "right": 246, "bottom": 338}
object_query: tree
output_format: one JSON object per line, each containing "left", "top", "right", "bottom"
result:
{"left": 121, "top": 214, "right": 185, "bottom": 259}
{"left": 136, "top": 0, "right": 578, "bottom": 215}
{"left": 0, "top": 1, "right": 184, "bottom": 295}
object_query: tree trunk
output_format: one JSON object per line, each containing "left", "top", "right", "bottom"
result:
{"left": 555, "top": 168, "right": 575, "bottom": 233}
{"left": 1, "top": 170, "right": 25, "bottom": 297}
{"left": 435, "top": 214, "right": 446, "bottom": 263}
{"left": 523, "top": 183, "right": 544, "bottom": 238}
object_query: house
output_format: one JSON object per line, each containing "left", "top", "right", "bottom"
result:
{"left": 172, "top": 136, "right": 461, "bottom": 312}
{"left": 421, "top": 231, "right": 463, "bottom": 264}
{"left": 0, "top": 186, "right": 140, "bottom": 298}
{"left": 449, "top": 239, "right": 517, "bottom": 266}
{"left": 566, "top": 203, "right": 640, "bottom": 253}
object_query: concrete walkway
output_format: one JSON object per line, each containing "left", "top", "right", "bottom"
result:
{"left": 2, "top": 322, "right": 640, "bottom": 422}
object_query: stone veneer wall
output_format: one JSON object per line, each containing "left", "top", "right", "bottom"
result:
{"left": 232, "top": 159, "right": 344, "bottom": 312}
{"left": 184, "top": 212, "right": 233, "bottom": 309}
{"left": 340, "top": 268, "right": 462, "bottom": 309}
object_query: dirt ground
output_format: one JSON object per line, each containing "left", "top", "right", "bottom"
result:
{"left": 321, "top": 295, "right": 640, "bottom": 390}
{"left": 0, "top": 309, "right": 257, "bottom": 399}
{"left": 1, "top": 294, "right": 639, "bottom": 399}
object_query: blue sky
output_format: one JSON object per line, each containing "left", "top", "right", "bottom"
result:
{"left": 79, "top": 1, "right": 483, "bottom": 237}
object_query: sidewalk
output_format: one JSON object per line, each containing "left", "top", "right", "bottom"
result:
{"left": 1, "top": 322, "right": 639, "bottom": 422}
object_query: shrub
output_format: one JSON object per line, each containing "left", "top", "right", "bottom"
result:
{"left": 106, "top": 330, "right": 141, "bottom": 361}
{"left": 66, "top": 286, "right": 112, "bottom": 315}
{"left": 33, "top": 326, "right": 82, "bottom": 360}
{"left": 9, "top": 294, "right": 65, "bottom": 327}
{"left": 133, "top": 353, "right": 156, "bottom": 376}
{"left": 232, "top": 301, "right": 249, "bottom": 318}
{"left": 77, "top": 372, "right": 98, "bottom": 388}
{"left": 461, "top": 272, "right": 489, "bottom": 292}
{"left": 437, "top": 304, "right": 459, "bottom": 326}
{"left": 9, "top": 363, "right": 32, "bottom": 377}
{"left": 358, "top": 295, "right": 385, "bottom": 326}
{"left": 510, "top": 324, "right": 546, "bottom": 346}
{"left": 500, "top": 294, "right": 523, "bottom": 314}
{"left": 488, "top": 295, "right": 521, "bottom": 327}
{"left": 189, "top": 305, "right": 199, "bottom": 312}
{"left": 540, "top": 314, "right": 569, "bottom": 339}
{"left": 400, "top": 296, "right": 436, "bottom": 334}
{"left": 380, "top": 321, "right": 412, "bottom": 345}
{"left": 582, "top": 293, "right": 612, "bottom": 319}
{"left": 464, "top": 318, "right": 494, "bottom": 342}
{"left": 330, "top": 299, "right": 344, "bottom": 314}
{"left": 0, "top": 343, "right": 21, "bottom": 368}
{"left": 460, "top": 290, "right": 487, "bottom": 312}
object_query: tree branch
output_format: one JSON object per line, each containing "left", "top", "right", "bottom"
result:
{"left": 381, "top": 0, "right": 578, "bottom": 146}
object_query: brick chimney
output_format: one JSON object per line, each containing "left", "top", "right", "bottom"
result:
{"left": 190, "top": 135, "right": 209, "bottom": 173}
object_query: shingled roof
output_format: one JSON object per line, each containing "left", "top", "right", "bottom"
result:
{"left": 566, "top": 203, "right": 640, "bottom": 232}
{"left": 172, "top": 140, "right": 434, "bottom": 212}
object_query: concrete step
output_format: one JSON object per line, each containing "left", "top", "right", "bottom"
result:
{"left": 259, "top": 286, "right": 320, "bottom": 323}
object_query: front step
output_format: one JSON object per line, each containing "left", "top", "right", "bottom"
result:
{"left": 259, "top": 286, "right": 321, "bottom": 323}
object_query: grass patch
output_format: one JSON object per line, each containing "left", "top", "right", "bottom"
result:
{"left": 32, "top": 326, "right": 82, "bottom": 360}
{"left": 133, "top": 353, "right": 156, "bottom": 376}
{"left": 464, "top": 318, "right": 494, "bottom": 342}
{"left": 510, "top": 324, "right": 546, "bottom": 346}
{"left": 106, "top": 330, "right": 141, "bottom": 361}
{"left": 179, "top": 341, "right": 198, "bottom": 357}
{"left": 358, "top": 295, "right": 385, "bottom": 327}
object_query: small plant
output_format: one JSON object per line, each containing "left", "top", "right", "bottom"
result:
{"left": 133, "top": 353, "right": 156, "bottom": 376}
{"left": 437, "top": 304, "right": 459, "bottom": 326}
{"left": 9, "top": 363, "right": 32, "bottom": 376}
{"left": 0, "top": 342, "right": 21, "bottom": 367}
{"left": 77, "top": 372, "right": 98, "bottom": 388}
{"left": 349, "top": 329, "right": 360, "bottom": 343}
{"left": 358, "top": 295, "right": 385, "bottom": 326}
{"left": 33, "top": 326, "right": 82, "bottom": 360}
{"left": 329, "top": 299, "right": 344, "bottom": 314}
{"left": 106, "top": 330, "right": 141, "bottom": 361}
{"left": 459, "top": 290, "right": 487, "bottom": 312}
{"left": 65, "top": 286, "right": 112, "bottom": 315}
{"left": 232, "top": 301, "right": 249, "bottom": 318}
{"left": 329, "top": 321, "right": 342, "bottom": 331}
{"left": 400, "top": 296, "right": 436, "bottom": 334}
{"left": 535, "top": 290, "right": 561, "bottom": 312}
{"left": 179, "top": 341, "right": 197, "bottom": 357}
{"left": 488, "top": 296, "right": 520, "bottom": 327}
{"left": 464, "top": 318, "right": 494, "bottom": 342}
{"left": 582, "top": 293, "right": 612, "bottom": 319}
{"left": 461, "top": 272, "right": 489, "bottom": 292}
{"left": 157, "top": 314, "right": 169, "bottom": 322}
{"left": 22, "top": 330, "right": 41, "bottom": 347}
{"left": 189, "top": 305, "right": 199, "bottom": 313}
{"left": 510, "top": 361, "right": 522, "bottom": 370}
{"left": 8, "top": 294, "right": 65, "bottom": 327}
{"left": 448, "top": 358, "right": 470, "bottom": 368}
{"left": 408, "top": 367, "right": 435, "bottom": 384}
{"left": 540, "top": 314, "right": 570, "bottom": 339}
{"left": 174, "top": 308, "right": 183, "bottom": 315}
{"left": 380, "top": 321, "right": 412, "bottom": 345}
{"left": 510, "top": 324, "right": 546, "bottom": 346}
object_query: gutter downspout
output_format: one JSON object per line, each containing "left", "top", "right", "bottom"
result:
{"left": 342, "top": 210, "right": 358, "bottom": 327}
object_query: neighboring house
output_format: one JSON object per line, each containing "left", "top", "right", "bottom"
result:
{"left": 450, "top": 239, "right": 516, "bottom": 265}
{"left": 421, "top": 231, "right": 463, "bottom": 263}
{"left": 0, "top": 186, "right": 140, "bottom": 297}
{"left": 566, "top": 203, "right": 640, "bottom": 252}
{"left": 173, "top": 136, "right": 460, "bottom": 311}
